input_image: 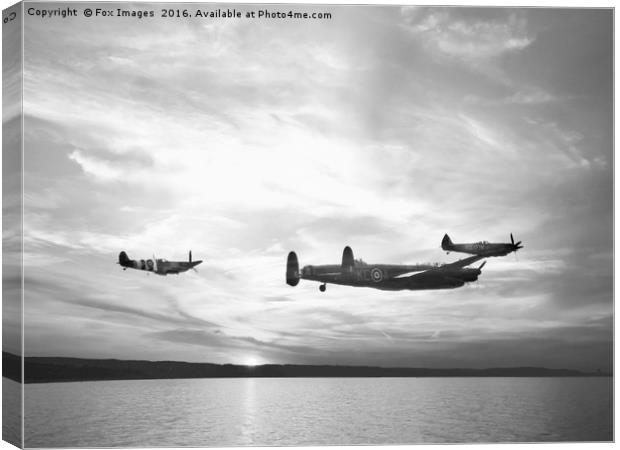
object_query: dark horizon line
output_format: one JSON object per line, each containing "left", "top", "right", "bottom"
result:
{"left": 3, "top": 352, "right": 611, "bottom": 384}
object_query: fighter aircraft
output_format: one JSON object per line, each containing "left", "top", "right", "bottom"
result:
{"left": 118, "top": 250, "right": 202, "bottom": 275}
{"left": 286, "top": 246, "right": 486, "bottom": 292}
{"left": 441, "top": 233, "right": 523, "bottom": 257}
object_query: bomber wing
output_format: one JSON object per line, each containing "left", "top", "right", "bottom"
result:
{"left": 395, "top": 255, "right": 484, "bottom": 281}
{"left": 437, "top": 255, "right": 485, "bottom": 270}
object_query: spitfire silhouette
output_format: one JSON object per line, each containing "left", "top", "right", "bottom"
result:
{"left": 118, "top": 251, "right": 202, "bottom": 275}
{"left": 442, "top": 233, "right": 523, "bottom": 257}
{"left": 286, "top": 246, "right": 486, "bottom": 292}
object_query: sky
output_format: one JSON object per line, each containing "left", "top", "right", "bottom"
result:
{"left": 6, "top": 4, "right": 613, "bottom": 371}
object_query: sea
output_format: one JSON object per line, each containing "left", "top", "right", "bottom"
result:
{"left": 7, "top": 376, "right": 613, "bottom": 447}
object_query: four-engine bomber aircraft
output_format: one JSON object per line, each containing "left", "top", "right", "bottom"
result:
{"left": 441, "top": 233, "right": 523, "bottom": 257}
{"left": 118, "top": 251, "right": 202, "bottom": 275}
{"left": 286, "top": 246, "right": 486, "bottom": 292}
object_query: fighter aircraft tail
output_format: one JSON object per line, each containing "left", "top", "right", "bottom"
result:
{"left": 441, "top": 234, "right": 454, "bottom": 251}
{"left": 286, "top": 251, "right": 300, "bottom": 286}
{"left": 118, "top": 251, "right": 132, "bottom": 266}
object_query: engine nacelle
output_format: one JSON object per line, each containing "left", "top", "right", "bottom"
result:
{"left": 457, "top": 268, "right": 481, "bottom": 283}
{"left": 442, "top": 277, "right": 465, "bottom": 288}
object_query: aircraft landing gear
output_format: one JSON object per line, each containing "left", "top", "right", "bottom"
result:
{"left": 319, "top": 284, "right": 326, "bottom": 292}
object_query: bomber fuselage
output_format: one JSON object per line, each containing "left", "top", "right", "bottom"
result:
{"left": 300, "top": 262, "right": 480, "bottom": 290}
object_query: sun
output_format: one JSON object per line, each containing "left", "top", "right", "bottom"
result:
{"left": 243, "top": 356, "right": 261, "bottom": 367}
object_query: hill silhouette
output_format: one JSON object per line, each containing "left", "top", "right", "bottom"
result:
{"left": 2, "top": 352, "right": 609, "bottom": 384}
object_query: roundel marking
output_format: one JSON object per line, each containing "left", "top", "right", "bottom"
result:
{"left": 370, "top": 267, "right": 383, "bottom": 282}
{"left": 147, "top": 259, "right": 154, "bottom": 270}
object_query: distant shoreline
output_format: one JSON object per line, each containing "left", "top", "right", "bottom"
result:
{"left": 3, "top": 352, "right": 611, "bottom": 384}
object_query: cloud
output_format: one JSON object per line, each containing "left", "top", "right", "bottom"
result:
{"left": 148, "top": 329, "right": 228, "bottom": 348}
{"left": 504, "top": 88, "right": 557, "bottom": 104}
{"left": 61, "top": 296, "right": 220, "bottom": 330}
{"left": 147, "top": 327, "right": 327, "bottom": 365}
{"left": 19, "top": 7, "right": 613, "bottom": 372}
{"left": 68, "top": 150, "right": 123, "bottom": 181}
{"left": 401, "top": 8, "right": 534, "bottom": 62}
{"left": 465, "top": 87, "right": 558, "bottom": 106}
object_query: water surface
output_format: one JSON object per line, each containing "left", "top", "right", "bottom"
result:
{"left": 24, "top": 377, "right": 612, "bottom": 447}
{"left": 3, "top": 378, "right": 22, "bottom": 447}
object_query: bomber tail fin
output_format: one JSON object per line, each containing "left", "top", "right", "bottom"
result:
{"left": 286, "top": 251, "right": 300, "bottom": 286}
{"left": 441, "top": 234, "right": 454, "bottom": 250}
{"left": 341, "top": 246, "right": 354, "bottom": 273}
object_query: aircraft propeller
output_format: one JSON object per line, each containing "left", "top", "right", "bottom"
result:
{"left": 473, "top": 261, "right": 487, "bottom": 287}
{"left": 189, "top": 250, "right": 200, "bottom": 273}
{"left": 510, "top": 233, "right": 523, "bottom": 261}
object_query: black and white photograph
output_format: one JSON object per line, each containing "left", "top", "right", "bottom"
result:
{"left": 2, "top": 1, "right": 614, "bottom": 447}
